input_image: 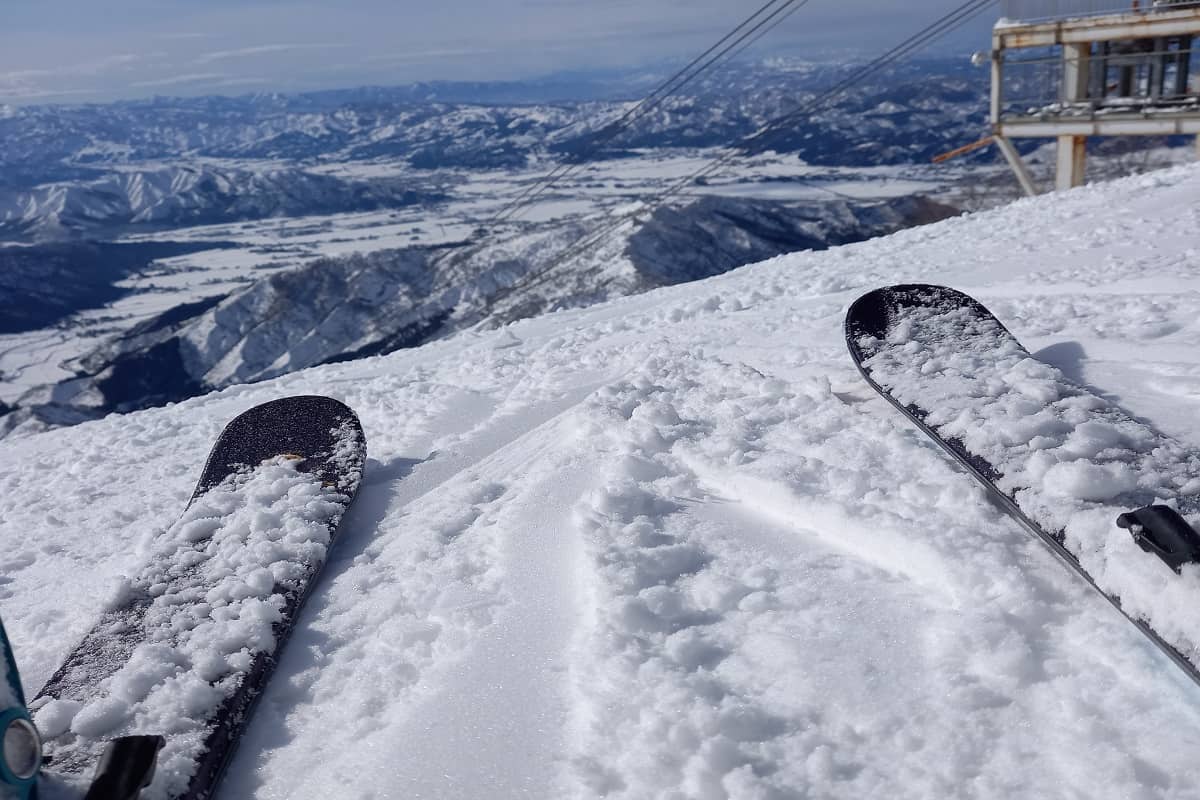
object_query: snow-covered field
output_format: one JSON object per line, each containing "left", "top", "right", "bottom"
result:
{"left": 0, "top": 151, "right": 964, "bottom": 407}
{"left": 2, "top": 162, "right": 1200, "bottom": 798}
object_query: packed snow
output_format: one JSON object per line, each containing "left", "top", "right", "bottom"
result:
{"left": 1, "top": 163, "right": 1200, "bottom": 798}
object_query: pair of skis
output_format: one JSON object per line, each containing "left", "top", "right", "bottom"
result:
{"left": 5, "top": 285, "right": 1200, "bottom": 798}
{"left": 0, "top": 396, "right": 366, "bottom": 799}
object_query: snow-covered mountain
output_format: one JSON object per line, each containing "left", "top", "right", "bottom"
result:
{"left": 0, "top": 57, "right": 988, "bottom": 240}
{"left": 1, "top": 59, "right": 986, "bottom": 182}
{"left": 6, "top": 56, "right": 1194, "bottom": 443}
{"left": 1, "top": 163, "right": 1198, "bottom": 799}
{"left": 0, "top": 164, "right": 440, "bottom": 238}
{"left": 0, "top": 57, "right": 996, "bottom": 436}
{"left": 2, "top": 193, "right": 956, "bottom": 435}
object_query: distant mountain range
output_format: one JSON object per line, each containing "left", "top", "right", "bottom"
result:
{"left": 0, "top": 57, "right": 988, "bottom": 192}
{"left": 0, "top": 164, "right": 441, "bottom": 239}
{"left": 0, "top": 56, "right": 987, "bottom": 437}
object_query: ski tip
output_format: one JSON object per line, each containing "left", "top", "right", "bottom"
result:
{"left": 844, "top": 284, "right": 989, "bottom": 350}
{"left": 193, "top": 395, "right": 367, "bottom": 501}
{"left": 223, "top": 395, "right": 361, "bottom": 428}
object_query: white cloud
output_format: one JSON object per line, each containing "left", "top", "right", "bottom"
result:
{"left": 0, "top": 68, "right": 57, "bottom": 83}
{"left": 0, "top": 53, "right": 146, "bottom": 88}
{"left": 0, "top": 85, "right": 95, "bottom": 99}
{"left": 216, "top": 76, "right": 270, "bottom": 87}
{"left": 87, "top": 53, "right": 144, "bottom": 71}
{"left": 195, "top": 43, "right": 343, "bottom": 65}
{"left": 364, "top": 48, "right": 487, "bottom": 65}
{"left": 131, "top": 72, "right": 226, "bottom": 88}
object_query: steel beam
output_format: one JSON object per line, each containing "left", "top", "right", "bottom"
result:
{"left": 998, "top": 114, "right": 1200, "bottom": 136}
{"left": 994, "top": 135, "right": 1040, "bottom": 197}
{"left": 996, "top": 8, "right": 1200, "bottom": 48}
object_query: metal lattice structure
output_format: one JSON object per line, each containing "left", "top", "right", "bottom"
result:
{"left": 998, "top": 39, "right": 1198, "bottom": 116}
{"left": 986, "top": 1, "right": 1200, "bottom": 193}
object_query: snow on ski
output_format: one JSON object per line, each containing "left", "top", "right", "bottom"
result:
{"left": 846, "top": 283, "right": 1200, "bottom": 686}
{"left": 29, "top": 396, "right": 366, "bottom": 800}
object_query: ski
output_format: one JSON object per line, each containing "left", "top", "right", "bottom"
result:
{"left": 25, "top": 395, "right": 367, "bottom": 799}
{"left": 845, "top": 284, "right": 1200, "bottom": 688}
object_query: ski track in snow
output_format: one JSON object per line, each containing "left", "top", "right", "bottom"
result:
{"left": 2, "top": 164, "right": 1200, "bottom": 797}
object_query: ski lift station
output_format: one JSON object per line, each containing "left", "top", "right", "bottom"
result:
{"left": 987, "top": 0, "right": 1200, "bottom": 193}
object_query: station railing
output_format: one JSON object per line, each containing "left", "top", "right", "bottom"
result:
{"left": 1000, "top": 0, "right": 1199, "bottom": 23}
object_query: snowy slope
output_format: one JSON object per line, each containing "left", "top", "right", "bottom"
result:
{"left": 2, "top": 163, "right": 1200, "bottom": 799}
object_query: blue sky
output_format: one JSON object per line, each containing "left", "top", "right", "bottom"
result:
{"left": 0, "top": 1, "right": 995, "bottom": 104}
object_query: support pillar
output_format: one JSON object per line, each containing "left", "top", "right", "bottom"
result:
{"left": 990, "top": 47, "right": 1003, "bottom": 123}
{"left": 1062, "top": 42, "right": 1092, "bottom": 103}
{"left": 1092, "top": 42, "right": 1110, "bottom": 100}
{"left": 1178, "top": 36, "right": 1193, "bottom": 98}
{"left": 1057, "top": 45, "right": 1091, "bottom": 192}
{"left": 1149, "top": 37, "right": 1166, "bottom": 99}
{"left": 1056, "top": 135, "right": 1087, "bottom": 191}
{"left": 994, "top": 135, "right": 1039, "bottom": 197}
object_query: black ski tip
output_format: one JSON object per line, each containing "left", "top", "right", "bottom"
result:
{"left": 845, "top": 284, "right": 1001, "bottom": 364}
{"left": 1116, "top": 505, "right": 1200, "bottom": 574}
{"left": 193, "top": 395, "right": 367, "bottom": 501}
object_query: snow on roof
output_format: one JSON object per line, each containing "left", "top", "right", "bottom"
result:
{"left": 3, "top": 162, "right": 1200, "bottom": 797}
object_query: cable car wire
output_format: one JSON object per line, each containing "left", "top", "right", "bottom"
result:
{"left": 479, "top": 0, "right": 996, "bottom": 314}
{"left": 489, "top": 0, "right": 813, "bottom": 225}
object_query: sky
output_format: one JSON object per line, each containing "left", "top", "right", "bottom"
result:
{"left": 0, "top": 1, "right": 996, "bottom": 105}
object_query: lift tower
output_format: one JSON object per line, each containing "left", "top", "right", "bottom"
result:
{"left": 990, "top": 0, "right": 1200, "bottom": 193}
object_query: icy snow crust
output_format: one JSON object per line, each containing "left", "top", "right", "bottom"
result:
{"left": 1, "top": 164, "right": 1200, "bottom": 798}
{"left": 852, "top": 285, "right": 1200, "bottom": 672}
{"left": 32, "top": 457, "right": 355, "bottom": 800}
